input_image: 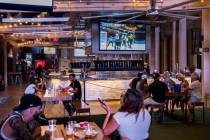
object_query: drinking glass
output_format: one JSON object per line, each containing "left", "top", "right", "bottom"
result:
{"left": 66, "top": 121, "right": 75, "bottom": 138}
{"left": 48, "top": 119, "right": 56, "bottom": 131}
{"left": 85, "top": 124, "right": 93, "bottom": 139}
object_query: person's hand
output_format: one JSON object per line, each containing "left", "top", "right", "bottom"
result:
{"left": 41, "top": 130, "right": 51, "bottom": 140}
{"left": 32, "top": 126, "right": 41, "bottom": 138}
{"left": 28, "top": 120, "right": 41, "bottom": 138}
{"left": 101, "top": 103, "right": 111, "bottom": 114}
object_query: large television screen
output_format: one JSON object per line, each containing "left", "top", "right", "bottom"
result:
{"left": 100, "top": 22, "right": 146, "bottom": 51}
{"left": 0, "top": 0, "right": 52, "bottom": 11}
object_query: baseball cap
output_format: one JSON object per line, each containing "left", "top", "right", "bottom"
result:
{"left": 13, "top": 94, "right": 42, "bottom": 111}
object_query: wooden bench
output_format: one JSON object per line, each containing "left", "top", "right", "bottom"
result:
{"left": 73, "top": 100, "right": 91, "bottom": 116}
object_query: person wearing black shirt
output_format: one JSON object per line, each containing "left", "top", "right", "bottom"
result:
{"left": 63, "top": 74, "right": 82, "bottom": 116}
{"left": 144, "top": 72, "right": 168, "bottom": 105}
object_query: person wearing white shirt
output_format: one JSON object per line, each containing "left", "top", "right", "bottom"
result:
{"left": 187, "top": 72, "right": 201, "bottom": 122}
{"left": 101, "top": 89, "right": 151, "bottom": 140}
{"left": 24, "top": 77, "right": 38, "bottom": 95}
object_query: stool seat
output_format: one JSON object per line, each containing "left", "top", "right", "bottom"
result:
{"left": 192, "top": 102, "right": 204, "bottom": 106}
{"left": 192, "top": 101, "right": 205, "bottom": 123}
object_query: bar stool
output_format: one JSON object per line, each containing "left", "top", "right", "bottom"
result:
{"left": 192, "top": 101, "right": 205, "bottom": 123}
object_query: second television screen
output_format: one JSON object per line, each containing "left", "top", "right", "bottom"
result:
{"left": 100, "top": 22, "right": 146, "bottom": 51}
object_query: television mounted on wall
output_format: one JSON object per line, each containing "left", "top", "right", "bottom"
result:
{"left": 99, "top": 22, "right": 146, "bottom": 51}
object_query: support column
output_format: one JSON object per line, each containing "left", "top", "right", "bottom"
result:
{"left": 202, "top": 9, "right": 210, "bottom": 96}
{"left": 172, "top": 21, "right": 177, "bottom": 71}
{"left": 163, "top": 37, "right": 168, "bottom": 71}
{"left": 1, "top": 37, "right": 8, "bottom": 87}
{"left": 179, "top": 18, "right": 187, "bottom": 71}
{"left": 13, "top": 47, "right": 17, "bottom": 72}
{"left": 155, "top": 26, "right": 160, "bottom": 72}
{"left": 148, "top": 26, "right": 155, "bottom": 73}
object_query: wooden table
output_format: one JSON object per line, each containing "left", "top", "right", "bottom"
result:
{"left": 41, "top": 122, "right": 110, "bottom": 140}
{"left": 165, "top": 92, "right": 188, "bottom": 112}
{"left": 37, "top": 91, "right": 73, "bottom": 102}
{"left": 37, "top": 91, "right": 73, "bottom": 116}
{"left": 166, "top": 92, "right": 186, "bottom": 98}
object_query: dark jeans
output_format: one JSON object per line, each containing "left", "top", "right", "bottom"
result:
{"left": 63, "top": 100, "right": 76, "bottom": 116}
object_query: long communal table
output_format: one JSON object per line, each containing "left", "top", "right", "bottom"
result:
{"left": 40, "top": 122, "right": 110, "bottom": 140}
{"left": 165, "top": 91, "right": 188, "bottom": 112}
{"left": 37, "top": 91, "right": 73, "bottom": 117}
{"left": 37, "top": 91, "right": 73, "bottom": 102}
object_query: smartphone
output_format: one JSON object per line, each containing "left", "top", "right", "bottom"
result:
{"left": 98, "top": 98, "right": 106, "bottom": 106}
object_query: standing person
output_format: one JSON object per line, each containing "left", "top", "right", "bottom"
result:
{"left": 0, "top": 94, "right": 49, "bottom": 140}
{"left": 63, "top": 74, "right": 82, "bottom": 116}
{"left": 101, "top": 89, "right": 151, "bottom": 140}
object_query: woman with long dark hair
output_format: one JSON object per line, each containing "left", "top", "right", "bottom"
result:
{"left": 101, "top": 89, "right": 151, "bottom": 140}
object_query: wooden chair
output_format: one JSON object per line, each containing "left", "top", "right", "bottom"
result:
{"left": 74, "top": 100, "right": 91, "bottom": 117}
{"left": 192, "top": 101, "right": 205, "bottom": 123}
{"left": 146, "top": 103, "right": 165, "bottom": 124}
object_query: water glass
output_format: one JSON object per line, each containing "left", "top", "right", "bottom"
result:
{"left": 85, "top": 124, "right": 93, "bottom": 138}
{"left": 48, "top": 119, "right": 56, "bottom": 131}
{"left": 66, "top": 121, "right": 75, "bottom": 138}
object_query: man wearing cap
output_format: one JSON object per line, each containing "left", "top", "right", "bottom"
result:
{"left": 0, "top": 94, "right": 48, "bottom": 140}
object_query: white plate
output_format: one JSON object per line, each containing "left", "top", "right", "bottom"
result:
{"left": 54, "top": 138, "right": 64, "bottom": 140}
{"left": 74, "top": 131, "right": 85, "bottom": 139}
{"left": 87, "top": 130, "right": 98, "bottom": 136}
{"left": 74, "top": 130, "right": 98, "bottom": 138}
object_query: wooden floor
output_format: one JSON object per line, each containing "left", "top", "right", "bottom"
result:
{"left": 0, "top": 84, "right": 121, "bottom": 120}
{"left": 1, "top": 82, "right": 209, "bottom": 120}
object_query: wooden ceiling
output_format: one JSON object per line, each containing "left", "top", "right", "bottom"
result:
{"left": 0, "top": 0, "right": 208, "bottom": 47}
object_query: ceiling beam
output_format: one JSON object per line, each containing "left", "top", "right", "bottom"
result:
{"left": 2, "top": 17, "right": 69, "bottom": 23}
